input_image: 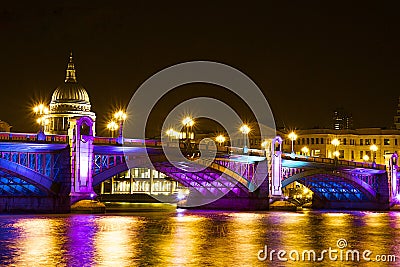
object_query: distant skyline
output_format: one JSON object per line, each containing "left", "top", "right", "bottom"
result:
{"left": 1, "top": 1, "right": 399, "bottom": 134}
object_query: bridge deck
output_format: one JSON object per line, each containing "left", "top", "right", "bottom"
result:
{"left": 0, "top": 134, "right": 385, "bottom": 171}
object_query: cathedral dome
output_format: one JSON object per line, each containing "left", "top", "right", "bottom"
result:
{"left": 51, "top": 83, "right": 90, "bottom": 104}
{"left": 50, "top": 53, "right": 92, "bottom": 112}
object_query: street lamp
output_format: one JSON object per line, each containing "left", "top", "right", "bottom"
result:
{"left": 261, "top": 140, "right": 269, "bottom": 149}
{"left": 216, "top": 135, "right": 226, "bottom": 146}
{"left": 333, "top": 151, "right": 340, "bottom": 158}
{"left": 240, "top": 124, "right": 251, "bottom": 153}
{"left": 288, "top": 131, "right": 297, "bottom": 154}
{"left": 114, "top": 110, "right": 127, "bottom": 138}
{"left": 182, "top": 116, "right": 195, "bottom": 140}
{"left": 33, "top": 103, "right": 49, "bottom": 134}
{"left": 261, "top": 140, "right": 271, "bottom": 157}
{"left": 182, "top": 116, "right": 195, "bottom": 151}
{"left": 331, "top": 138, "right": 340, "bottom": 147}
{"left": 331, "top": 138, "right": 340, "bottom": 159}
{"left": 182, "top": 116, "right": 194, "bottom": 127}
{"left": 107, "top": 121, "right": 119, "bottom": 138}
{"left": 363, "top": 154, "right": 370, "bottom": 162}
{"left": 370, "top": 144, "right": 378, "bottom": 165}
{"left": 301, "top": 146, "right": 309, "bottom": 156}
{"left": 166, "top": 128, "right": 180, "bottom": 140}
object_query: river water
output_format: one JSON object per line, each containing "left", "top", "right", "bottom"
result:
{"left": 0, "top": 204, "right": 399, "bottom": 266}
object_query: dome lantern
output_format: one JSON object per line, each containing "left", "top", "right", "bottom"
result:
{"left": 65, "top": 51, "right": 77, "bottom": 83}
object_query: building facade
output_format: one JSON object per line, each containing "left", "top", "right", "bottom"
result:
{"left": 281, "top": 128, "right": 400, "bottom": 165}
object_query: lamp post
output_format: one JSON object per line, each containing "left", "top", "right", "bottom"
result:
{"left": 370, "top": 144, "right": 378, "bottom": 165}
{"left": 166, "top": 128, "right": 179, "bottom": 141}
{"left": 333, "top": 150, "right": 340, "bottom": 158}
{"left": 301, "top": 146, "right": 309, "bottom": 156}
{"left": 182, "top": 116, "right": 194, "bottom": 139}
{"left": 331, "top": 138, "right": 340, "bottom": 159}
{"left": 33, "top": 104, "right": 49, "bottom": 140}
{"left": 261, "top": 140, "right": 270, "bottom": 157}
{"left": 240, "top": 124, "right": 251, "bottom": 153}
{"left": 363, "top": 154, "right": 370, "bottom": 162}
{"left": 107, "top": 121, "right": 119, "bottom": 138}
{"left": 114, "top": 110, "right": 127, "bottom": 138}
{"left": 182, "top": 116, "right": 195, "bottom": 151}
{"left": 261, "top": 140, "right": 269, "bottom": 149}
{"left": 288, "top": 131, "right": 297, "bottom": 154}
{"left": 216, "top": 135, "right": 226, "bottom": 146}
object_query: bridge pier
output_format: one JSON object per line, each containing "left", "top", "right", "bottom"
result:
{"left": 68, "top": 117, "right": 97, "bottom": 205}
{"left": 389, "top": 153, "right": 399, "bottom": 207}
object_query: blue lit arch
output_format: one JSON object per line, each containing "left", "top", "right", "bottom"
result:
{"left": 0, "top": 158, "right": 55, "bottom": 196}
{"left": 282, "top": 169, "right": 377, "bottom": 202}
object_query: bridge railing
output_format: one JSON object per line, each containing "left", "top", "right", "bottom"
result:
{"left": 0, "top": 132, "right": 68, "bottom": 143}
{"left": 93, "top": 137, "right": 118, "bottom": 145}
{"left": 93, "top": 137, "right": 164, "bottom": 147}
{"left": 215, "top": 146, "right": 266, "bottom": 157}
{"left": 94, "top": 138, "right": 268, "bottom": 156}
{"left": 281, "top": 153, "right": 385, "bottom": 170}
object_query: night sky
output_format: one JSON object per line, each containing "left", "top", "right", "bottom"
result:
{"left": 1, "top": 1, "right": 399, "bottom": 136}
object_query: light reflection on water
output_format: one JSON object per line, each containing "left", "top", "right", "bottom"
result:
{"left": 0, "top": 208, "right": 399, "bottom": 266}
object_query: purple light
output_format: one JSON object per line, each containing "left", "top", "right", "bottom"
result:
{"left": 396, "top": 194, "right": 400, "bottom": 201}
{"left": 90, "top": 193, "right": 94, "bottom": 199}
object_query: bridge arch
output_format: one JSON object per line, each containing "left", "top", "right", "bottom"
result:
{"left": 92, "top": 158, "right": 253, "bottom": 196}
{"left": 0, "top": 158, "right": 55, "bottom": 195}
{"left": 282, "top": 169, "right": 377, "bottom": 202}
{"left": 93, "top": 163, "right": 129, "bottom": 186}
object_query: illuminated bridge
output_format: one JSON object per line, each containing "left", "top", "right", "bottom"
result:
{"left": 0, "top": 116, "right": 398, "bottom": 212}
